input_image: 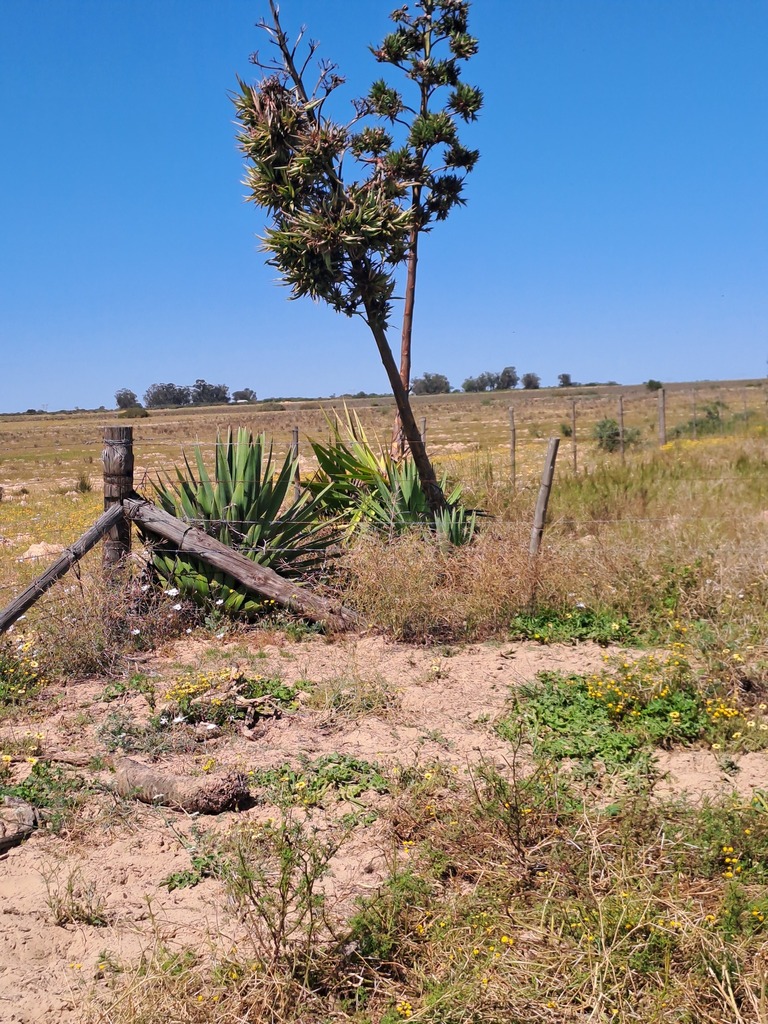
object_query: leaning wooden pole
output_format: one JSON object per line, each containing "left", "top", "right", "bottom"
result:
{"left": 0, "top": 505, "right": 125, "bottom": 635}
{"left": 123, "top": 497, "right": 359, "bottom": 632}
{"left": 529, "top": 438, "right": 560, "bottom": 556}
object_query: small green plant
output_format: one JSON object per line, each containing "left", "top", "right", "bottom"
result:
{"left": 252, "top": 754, "right": 389, "bottom": 809}
{"left": 101, "top": 672, "right": 157, "bottom": 709}
{"left": 97, "top": 710, "right": 174, "bottom": 759}
{"left": 44, "top": 867, "right": 109, "bottom": 927}
{"left": 0, "top": 760, "right": 88, "bottom": 830}
{"left": 224, "top": 817, "right": 343, "bottom": 978}
{"left": 0, "top": 635, "right": 41, "bottom": 709}
{"left": 75, "top": 471, "right": 92, "bottom": 493}
{"left": 509, "top": 606, "right": 637, "bottom": 645}
{"left": 161, "top": 851, "right": 224, "bottom": 892}
{"left": 161, "top": 829, "right": 226, "bottom": 891}
{"left": 350, "top": 869, "right": 432, "bottom": 970}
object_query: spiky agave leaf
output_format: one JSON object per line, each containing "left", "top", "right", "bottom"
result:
{"left": 308, "top": 407, "right": 474, "bottom": 543}
{"left": 146, "top": 430, "right": 338, "bottom": 615}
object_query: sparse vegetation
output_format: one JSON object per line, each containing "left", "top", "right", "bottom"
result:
{"left": 3, "top": 381, "right": 768, "bottom": 1022}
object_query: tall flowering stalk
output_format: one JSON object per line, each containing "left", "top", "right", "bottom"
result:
{"left": 233, "top": 1, "right": 481, "bottom": 511}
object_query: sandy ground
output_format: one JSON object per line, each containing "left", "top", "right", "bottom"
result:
{"left": 2, "top": 635, "right": 767, "bottom": 1023}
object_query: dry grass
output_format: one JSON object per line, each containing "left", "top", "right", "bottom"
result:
{"left": 85, "top": 758, "right": 768, "bottom": 1024}
{"left": 3, "top": 381, "right": 768, "bottom": 1023}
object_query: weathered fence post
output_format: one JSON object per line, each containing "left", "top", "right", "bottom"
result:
{"left": 509, "top": 406, "right": 516, "bottom": 492}
{"left": 529, "top": 437, "right": 559, "bottom": 556}
{"left": 102, "top": 425, "right": 134, "bottom": 569}
{"left": 291, "top": 425, "right": 300, "bottom": 502}
{"left": 618, "top": 394, "right": 625, "bottom": 464}
{"left": 420, "top": 416, "right": 427, "bottom": 445}
{"left": 657, "top": 388, "right": 667, "bottom": 446}
{"left": 571, "top": 399, "right": 577, "bottom": 473}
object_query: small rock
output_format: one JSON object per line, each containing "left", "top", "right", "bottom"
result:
{"left": 0, "top": 798, "right": 39, "bottom": 854}
{"left": 194, "top": 723, "right": 222, "bottom": 742}
{"left": 20, "top": 541, "right": 64, "bottom": 560}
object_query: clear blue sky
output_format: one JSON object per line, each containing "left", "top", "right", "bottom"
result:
{"left": 1, "top": 1, "right": 766, "bottom": 412}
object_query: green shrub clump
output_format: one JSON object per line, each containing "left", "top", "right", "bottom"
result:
{"left": 593, "top": 417, "right": 641, "bottom": 453}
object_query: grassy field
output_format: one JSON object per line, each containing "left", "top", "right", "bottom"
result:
{"left": 2, "top": 379, "right": 768, "bottom": 1023}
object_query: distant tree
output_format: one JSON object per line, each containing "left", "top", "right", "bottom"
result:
{"left": 191, "top": 379, "right": 230, "bottom": 405}
{"left": 498, "top": 366, "right": 519, "bottom": 390}
{"left": 143, "top": 383, "right": 191, "bottom": 408}
{"left": 521, "top": 372, "right": 541, "bottom": 390}
{"left": 412, "top": 372, "right": 451, "bottom": 395}
{"left": 462, "top": 371, "right": 500, "bottom": 392}
{"left": 557, "top": 373, "right": 573, "bottom": 388}
{"left": 115, "top": 388, "right": 139, "bottom": 410}
{"left": 645, "top": 379, "right": 663, "bottom": 391}
{"left": 232, "top": 388, "right": 257, "bottom": 402}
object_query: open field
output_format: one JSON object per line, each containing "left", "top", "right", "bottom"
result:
{"left": 2, "top": 380, "right": 768, "bottom": 1022}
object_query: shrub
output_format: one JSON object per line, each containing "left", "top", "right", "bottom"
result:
{"left": 593, "top": 417, "right": 641, "bottom": 452}
{"left": 309, "top": 411, "right": 476, "bottom": 546}
{"left": 119, "top": 405, "right": 149, "bottom": 419}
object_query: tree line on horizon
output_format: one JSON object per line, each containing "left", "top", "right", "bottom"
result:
{"left": 412, "top": 368, "right": 573, "bottom": 394}
{"left": 411, "top": 370, "right": 624, "bottom": 394}
{"left": 115, "top": 381, "right": 256, "bottom": 410}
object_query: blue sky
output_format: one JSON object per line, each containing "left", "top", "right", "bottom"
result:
{"left": 1, "top": 0, "right": 766, "bottom": 412}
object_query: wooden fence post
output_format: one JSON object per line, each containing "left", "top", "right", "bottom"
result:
{"left": 291, "top": 425, "right": 300, "bottom": 502}
{"left": 529, "top": 438, "right": 559, "bottom": 556}
{"left": 571, "top": 399, "right": 577, "bottom": 473}
{"left": 509, "top": 407, "right": 516, "bottom": 492}
{"left": 420, "top": 416, "right": 427, "bottom": 445}
{"left": 692, "top": 389, "right": 697, "bottom": 440}
{"left": 102, "top": 425, "right": 134, "bottom": 569}
{"left": 657, "top": 388, "right": 667, "bottom": 446}
{"left": 618, "top": 394, "right": 625, "bottom": 464}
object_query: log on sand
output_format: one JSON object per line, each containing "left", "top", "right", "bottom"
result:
{"left": 114, "top": 757, "right": 249, "bottom": 814}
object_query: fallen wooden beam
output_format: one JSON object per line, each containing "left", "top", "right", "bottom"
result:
{"left": 123, "top": 496, "right": 359, "bottom": 633}
{"left": 114, "top": 757, "right": 249, "bottom": 814}
{"left": 0, "top": 504, "right": 125, "bottom": 635}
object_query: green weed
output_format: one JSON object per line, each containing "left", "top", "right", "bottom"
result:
{"left": 509, "top": 606, "right": 638, "bottom": 645}
{"left": 0, "top": 760, "right": 88, "bottom": 830}
{"left": 0, "top": 634, "right": 41, "bottom": 709}
{"left": 497, "top": 649, "right": 768, "bottom": 773}
{"left": 101, "top": 672, "right": 157, "bottom": 709}
{"left": 251, "top": 754, "right": 389, "bottom": 809}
